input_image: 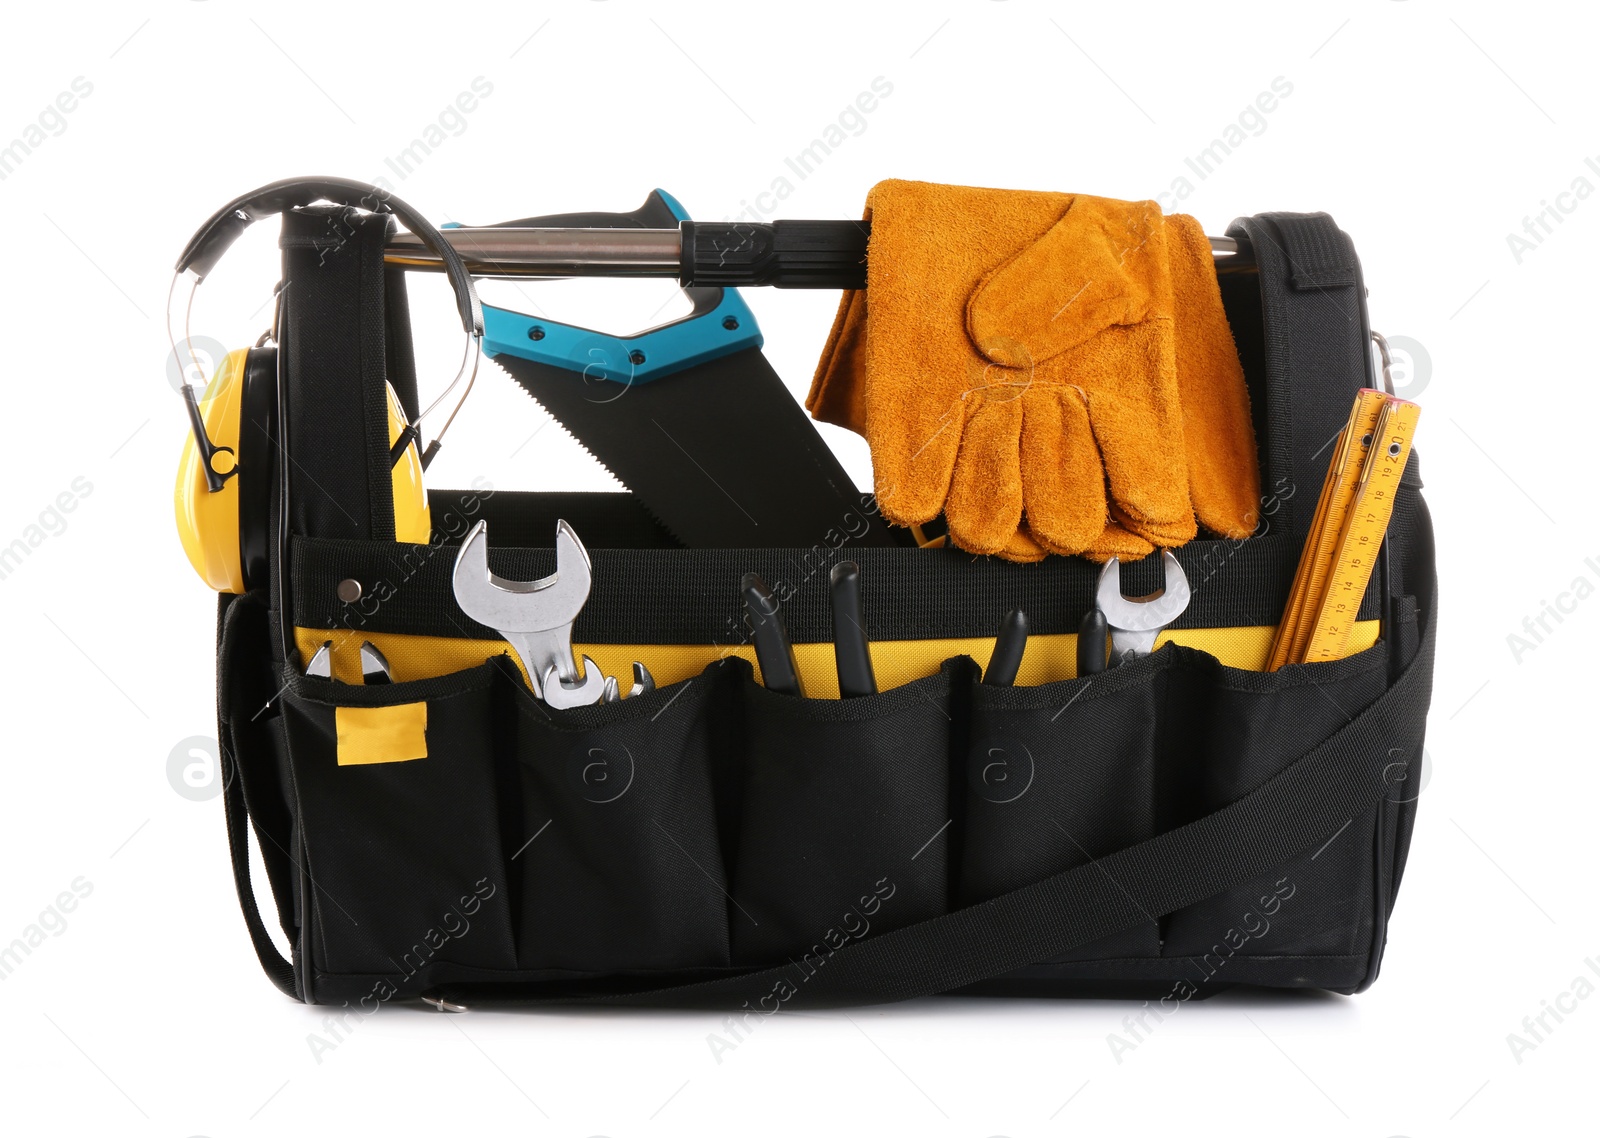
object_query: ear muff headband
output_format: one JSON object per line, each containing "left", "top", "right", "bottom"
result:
{"left": 169, "top": 177, "right": 484, "bottom": 489}
{"left": 175, "top": 176, "right": 482, "bottom": 337}
{"left": 173, "top": 178, "right": 477, "bottom": 594}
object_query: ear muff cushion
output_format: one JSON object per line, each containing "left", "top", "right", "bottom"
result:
{"left": 175, "top": 349, "right": 251, "bottom": 593}
{"left": 385, "top": 382, "right": 430, "bottom": 543}
{"left": 237, "top": 347, "right": 278, "bottom": 590}
{"left": 176, "top": 348, "right": 428, "bottom": 593}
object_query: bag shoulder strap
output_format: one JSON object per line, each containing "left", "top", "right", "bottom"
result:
{"left": 221, "top": 734, "right": 299, "bottom": 998}
{"left": 217, "top": 593, "right": 299, "bottom": 999}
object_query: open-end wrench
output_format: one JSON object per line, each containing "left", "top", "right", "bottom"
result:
{"left": 601, "top": 663, "right": 657, "bottom": 703}
{"left": 1096, "top": 551, "right": 1191, "bottom": 668}
{"left": 452, "top": 519, "right": 609, "bottom": 708}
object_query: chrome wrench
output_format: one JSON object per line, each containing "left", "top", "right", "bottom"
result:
{"left": 451, "top": 519, "right": 609, "bottom": 708}
{"left": 1096, "top": 550, "right": 1191, "bottom": 668}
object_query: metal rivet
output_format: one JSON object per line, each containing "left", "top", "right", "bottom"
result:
{"left": 722, "top": 316, "right": 739, "bottom": 330}
{"left": 527, "top": 326, "right": 546, "bottom": 341}
{"left": 629, "top": 349, "right": 646, "bottom": 365}
{"left": 336, "top": 578, "right": 363, "bottom": 604}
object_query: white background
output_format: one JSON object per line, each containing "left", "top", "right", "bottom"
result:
{"left": 0, "top": 1, "right": 1594, "bottom": 1134}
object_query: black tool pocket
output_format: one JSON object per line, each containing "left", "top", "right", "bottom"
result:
{"left": 729, "top": 660, "right": 960, "bottom": 966}
{"left": 1160, "top": 640, "right": 1392, "bottom": 975}
{"left": 281, "top": 661, "right": 519, "bottom": 980}
{"left": 508, "top": 659, "right": 737, "bottom": 974}
{"left": 957, "top": 655, "right": 1175, "bottom": 961}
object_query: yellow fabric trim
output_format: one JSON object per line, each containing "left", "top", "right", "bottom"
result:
{"left": 295, "top": 620, "right": 1381, "bottom": 698}
{"left": 335, "top": 703, "right": 428, "bottom": 765}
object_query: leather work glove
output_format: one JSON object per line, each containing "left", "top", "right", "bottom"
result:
{"left": 807, "top": 179, "right": 1260, "bottom": 561}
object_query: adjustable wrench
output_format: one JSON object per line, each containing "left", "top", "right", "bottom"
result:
{"left": 452, "top": 519, "right": 610, "bottom": 708}
{"left": 1096, "top": 551, "right": 1191, "bottom": 668}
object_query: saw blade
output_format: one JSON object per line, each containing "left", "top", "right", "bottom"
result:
{"left": 488, "top": 347, "right": 899, "bottom": 549}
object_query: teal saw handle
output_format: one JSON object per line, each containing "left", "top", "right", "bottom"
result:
{"left": 473, "top": 190, "right": 760, "bottom": 385}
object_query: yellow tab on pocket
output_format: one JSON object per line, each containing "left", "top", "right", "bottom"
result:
{"left": 335, "top": 703, "right": 428, "bottom": 766}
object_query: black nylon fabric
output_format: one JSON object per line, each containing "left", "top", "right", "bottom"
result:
{"left": 1159, "top": 639, "right": 1392, "bottom": 959}
{"left": 280, "top": 206, "right": 396, "bottom": 542}
{"left": 1276, "top": 218, "right": 1360, "bottom": 290}
{"left": 507, "top": 660, "right": 739, "bottom": 973}
{"left": 730, "top": 661, "right": 961, "bottom": 964}
{"left": 959, "top": 654, "right": 1165, "bottom": 963}
{"left": 424, "top": 579, "right": 1434, "bottom": 1010}
{"left": 282, "top": 662, "right": 521, "bottom": 980}
{"left": 1225, "top": 214, "right": 1371, "bottom": 554}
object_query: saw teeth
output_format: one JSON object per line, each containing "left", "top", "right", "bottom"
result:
{"left": 484, "top": 356, "right": 688, "bottom": 546}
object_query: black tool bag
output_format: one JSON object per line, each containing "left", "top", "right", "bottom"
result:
{"left": 219, "top": 209, "right": 1434, "bottom": 1009}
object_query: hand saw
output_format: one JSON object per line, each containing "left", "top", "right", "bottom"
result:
{"left": 465, "top": 191, "right": 901, "bottom": 549}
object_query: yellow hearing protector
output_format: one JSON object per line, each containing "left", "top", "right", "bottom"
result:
{"left": 174, "top": 350, "right": 431, "bottom": 592}
{"left": 169, "top": 178, "right": 483, "bottom": 594}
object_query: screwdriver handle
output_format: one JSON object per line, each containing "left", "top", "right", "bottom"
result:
{"left": 742, "top": 573, "right": 803, "bottom": 697}
{"left": 829, "top": 561, "right": 877, "bottom": 698}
